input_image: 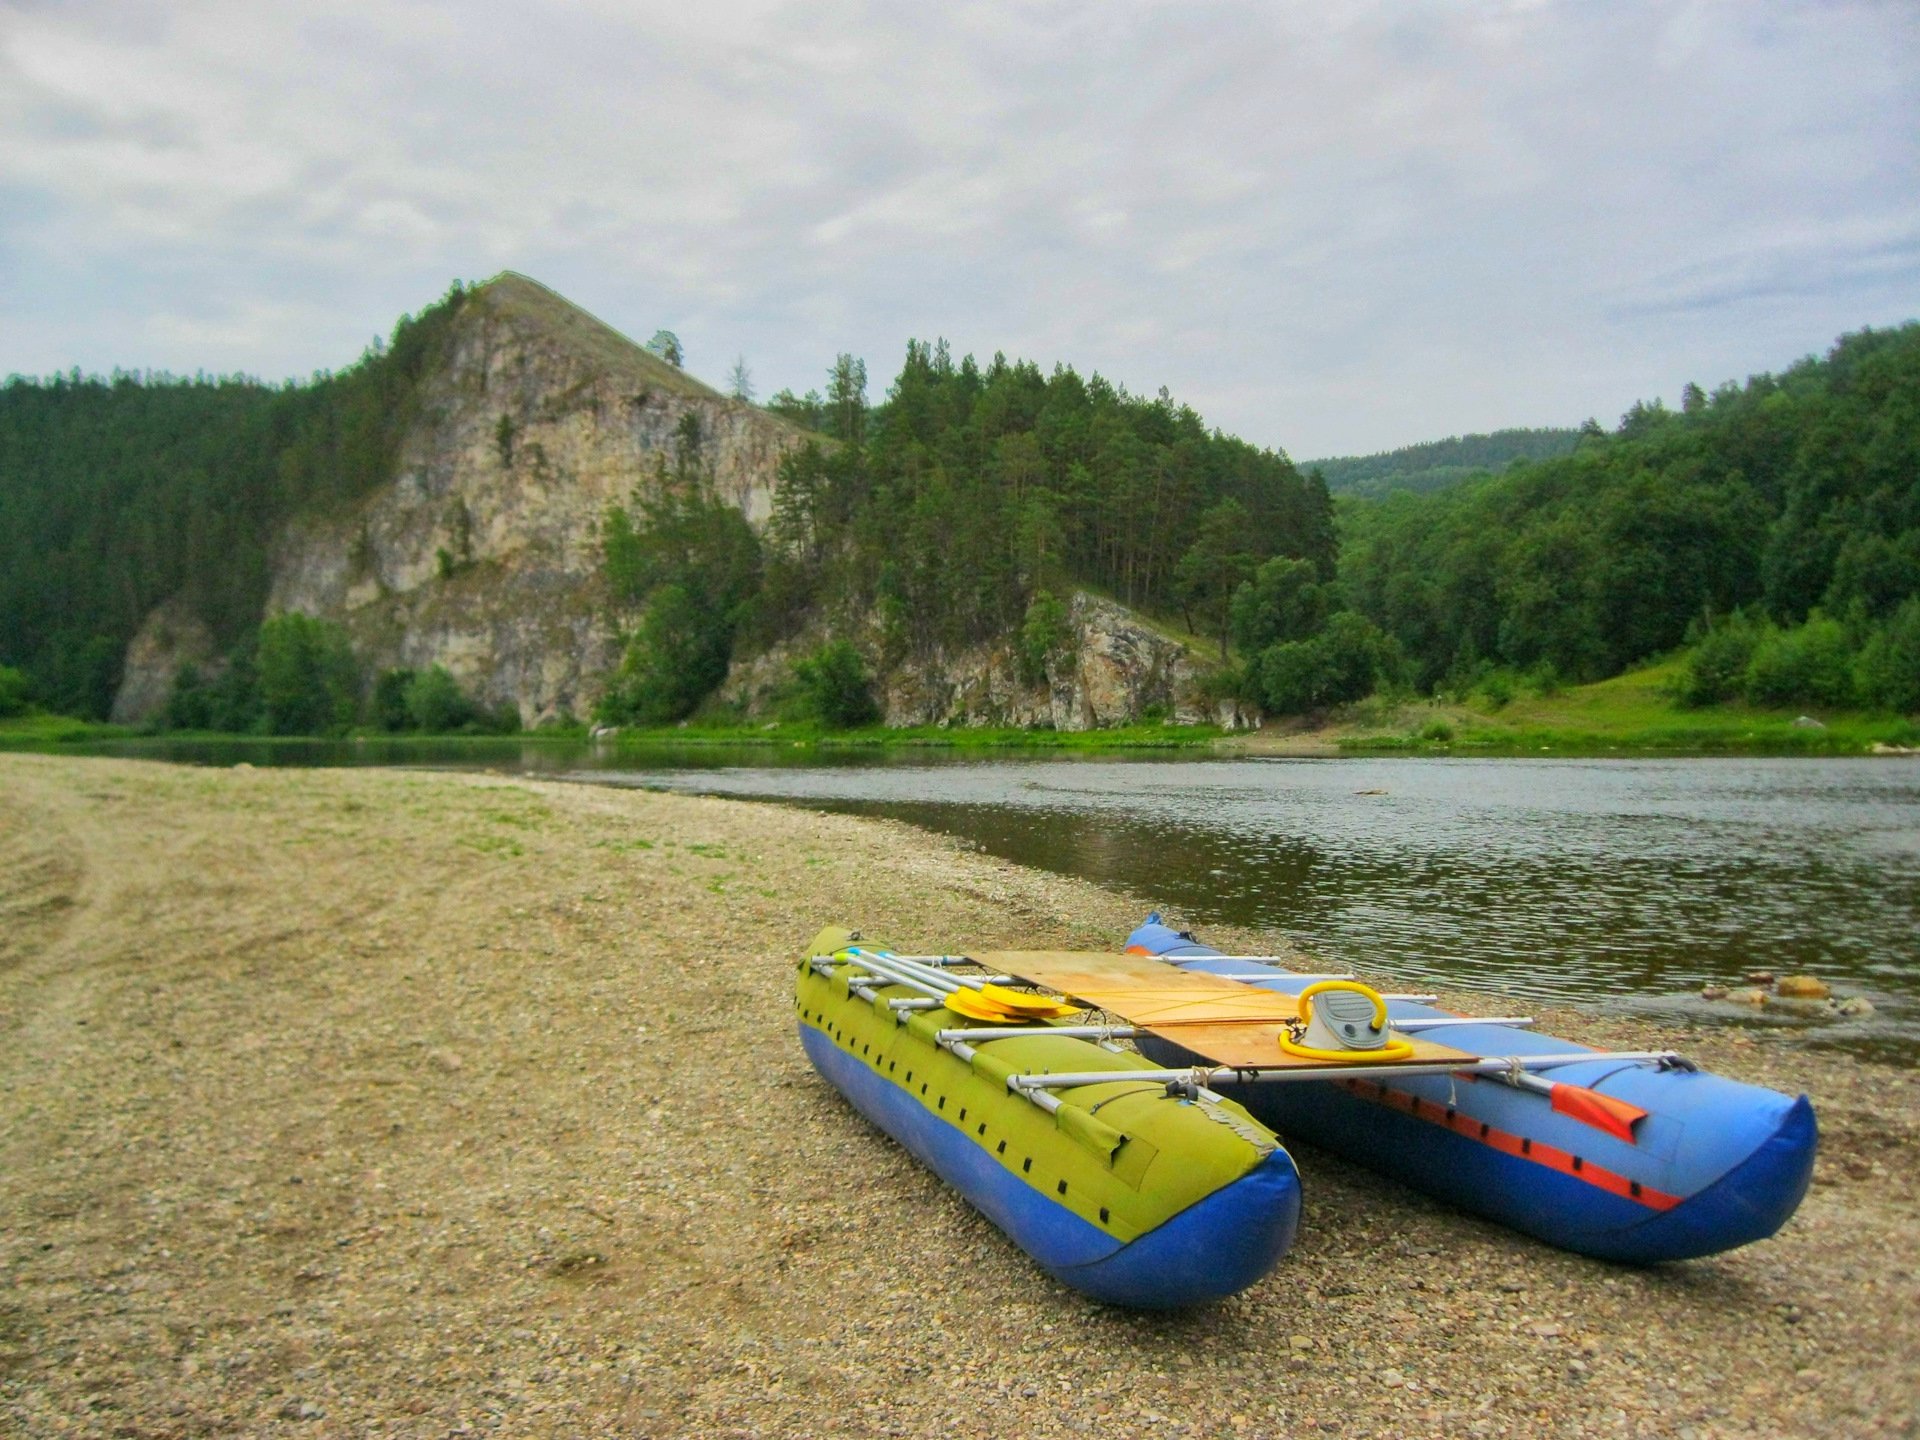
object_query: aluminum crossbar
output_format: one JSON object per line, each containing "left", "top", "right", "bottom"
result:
{"left": 935, "top": 1025, "right": 1142, "bottom": 1043}
{"left": 1395, "top": 1016, "right": 1534, "bottom": 1032}
{"left": 1004, "top": 1050, "right": 1689, "bottom": 1093}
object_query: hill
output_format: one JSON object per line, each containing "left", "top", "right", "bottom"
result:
{"left": 1306, "top": 427, "right": 1581, "bottom": 499}
{"left": 5, "top": 275, "right": 1321, "bottom": 732}
{"left": 1334, "top": 324, "right": 1920, "bottom": 712}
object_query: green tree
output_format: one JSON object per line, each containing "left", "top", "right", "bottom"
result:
{"left": 1017, "top": 591, "right": 1073, "bottom": 685}
{"left": 1746, "top": 616, "right": 1855, "bottom": 709}
{"left": 256, "top": 613, "right": 358, "bottom": 735}
{"left": 0, "top": 664, "right": 29, "bottom": 717}
{"left": 1174, "top": 499, "right": 1255, "bottom": 658}
{"left": 403, "top": 665, "right": 475, "bottom": 732}
{"left": 1856, "top": 599, "right": 1920, "bottom": 713}
{"left": 599, "top": 584, "right": 733, "bottom": 724}
{"left": 790, "top": 639, "right": 880, "bottom": 728}
{"left": 373, "top": 668, "right": 416, "bottom": 731}
{"left": 1680, "top": 613, "right": 1763, "bottom": 707}
{"left": 826, "top": 354, "right": 868, "bottom": 443}
{"left": 1230, "top": 556, "right": 1326, "bottom": 654}
{"left": 162, "top": 663, "right": 214, "bottom": 730}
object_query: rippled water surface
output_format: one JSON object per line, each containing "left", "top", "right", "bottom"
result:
{"left": 580, "top": 754, "right": 1920, "bottom": 1061}
{"left": 64, "top": 740, "right": 1920, "bottom": 1059}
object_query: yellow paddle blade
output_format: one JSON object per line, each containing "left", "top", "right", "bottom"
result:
{"left": 945, "top": 988, "right": 1020, "bottom": 1022}
{"left": 979, "top": 983, "right": 1081, "bottom": 1018}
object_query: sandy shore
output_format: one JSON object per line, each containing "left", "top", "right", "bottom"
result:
{"left": 1, "top": 754, "right": 1915, "bottom": 1439}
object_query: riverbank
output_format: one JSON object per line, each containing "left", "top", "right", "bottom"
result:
{"left": 0, "top": 713, "right": 1226, "bottom": 755}
{"left": 1, "top": 755, "right": 1914, "bottom": 1438}
{"left": 1229, "top": 661, "right": 1920, "bottom": 757}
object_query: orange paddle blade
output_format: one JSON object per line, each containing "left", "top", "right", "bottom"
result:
{"left": 1550, "top": 1083, "right": 1648, "bottom": 1143}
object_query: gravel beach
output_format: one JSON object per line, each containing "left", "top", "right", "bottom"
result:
{"left": 2, "top": 754, "right": 1915, "bottom": 1439}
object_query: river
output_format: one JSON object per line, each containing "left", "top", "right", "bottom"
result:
{"left": 55, "top": 739, "right": 1920, "bottom": 1061}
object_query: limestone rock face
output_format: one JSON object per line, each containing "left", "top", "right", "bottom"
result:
{"left": 724, "top": 592, "right": 1232, "bottom": 731}
{"left": 111, "top": 599, "right": 220, "bottom": 725}
{"left": 115, "top": 274, "right": 1234, "bottom": 732}
{"left": 266, "top": 274, "right": 809, "bottom": 726}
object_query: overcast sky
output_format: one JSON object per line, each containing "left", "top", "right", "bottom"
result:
{"left": 3, "top": 1, "right": 1916, "bottom": 457}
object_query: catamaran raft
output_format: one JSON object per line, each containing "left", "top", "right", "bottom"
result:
{"left": 796, "top": 920, "right": 1817, "bottom": 1307}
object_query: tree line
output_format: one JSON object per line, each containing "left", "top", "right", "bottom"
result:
{"left": 0, "top": 283, "right": 473, "bottom": 718}
{"left": 1336, "top": 323, "right": 1920, "bottom": 712}
{"left": 593, "top": 342, "right": 1338, "bottom": 725}
{"left": 1308, "top": 427, "right": 1582, "bottom": 500}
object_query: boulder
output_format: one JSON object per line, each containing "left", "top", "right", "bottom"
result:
{"left": 1775, "top": 975, "right": 1831, "bottom": 1000}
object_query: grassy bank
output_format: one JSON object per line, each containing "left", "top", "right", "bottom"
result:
{"left": 597, "top": 718, "right": 1225, "bottom": 750}
{"left": 0, "top": 713, "right": 1227, "bottom": 753}
{"left": 0, "top": 713, "right": 134, "bottom": 747}
{"left": 1236, "top": 659, "right": 1920, "bottom": 756}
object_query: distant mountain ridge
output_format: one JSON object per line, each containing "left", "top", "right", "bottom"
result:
{"left": 1306, "top": 427, "right": 1581, "bottom": 499}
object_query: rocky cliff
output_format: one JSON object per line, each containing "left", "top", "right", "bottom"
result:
{"left": 723, "top": 592, "right": 1240, "bottom": 730}
{"left": 265, "top": 273, "right": 808, "bottom": 725}
{"left": 114, "top": 273, "right": 1233, "bottom": 730}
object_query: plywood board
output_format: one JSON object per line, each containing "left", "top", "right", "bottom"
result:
{"left": 981, "top": 950, "right": 1474, "bottom": 1070}
{"left": 982, "top": 951, "right": 1301, "bottom": 1025}
{"left": 1138, "top": 1022, "right": 1474, "bottom": 1069}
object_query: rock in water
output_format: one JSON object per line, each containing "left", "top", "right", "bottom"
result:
{"left": 1835, "top": 996, "right": 1877, "bottom": 1018}
{"left": 1724, "top": 988, "right": 1770, "bottom": 1006}
{"left": 1776, "top": 975, "right": 1831, "bottom": 1000}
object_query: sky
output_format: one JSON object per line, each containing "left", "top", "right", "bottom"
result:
{"left": 2, "top": 1, "right": 1916, "bottom": 458}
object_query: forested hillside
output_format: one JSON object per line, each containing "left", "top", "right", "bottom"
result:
{"left": 1336, "top": 324, "right": 1920, "bottom": 713}
{"left": 5, "top": 275, "right": 1915, "bottom": 733}
{"left": 768, "top": 343, "right": 1333, "bottom": 653}
{"left": 1307, "top": 428, "right": 1581, "bottom": 499}
{"left": 596, "top": 342, "right": 1336, "bottom": 725}
{"left": 0, "top": 285, "right": 471, "bottom": 716}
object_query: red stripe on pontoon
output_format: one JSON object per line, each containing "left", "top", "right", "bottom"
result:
{"left": 1339, "top": 1077, "right": 1681, "bottom": 1212}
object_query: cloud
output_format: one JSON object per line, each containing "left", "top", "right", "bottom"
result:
{"left": 1, "top": 0, "right": 1915, "bottom": 455}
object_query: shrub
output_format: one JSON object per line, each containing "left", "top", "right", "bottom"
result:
{"left": 403, "top": 665, "right": 475, "bottom": 732}
{"left": 1680, "top": 613, "right": 1763, "bottom": 707}
{"left": 373, "top": 668, "right": 416, "bottom": 732}
{"left": 1746, "top": 615, "right": 1855, "bottom": 709}
{"left": 597, "top": 584, "right": 734, "bottom": 725}
{"left": 1017, "top": 591, "right": 1072, "bottom": 685}
{"left": 791, "top": 639, "right": 880, "bottom": 729}
{"left": 0, "top": 664, "right": 29, "bottom": 717}
{"left": 163, "top": 663, "right": 213, "bottom": 730}
{"left": 1255, "top": 612, "right": 1400, "bottom": 715}
{"left": 1230, "top": 556, "right": 1326, "bottom": 653}
{"left": 1856, "top": 599, "right": 1920, "bottom": 713}
{"left": 257, "top": 613, "right": 358, "bottom": 735}
{"left": 1256, "top": 639, "right": 1323, "bottom": 714}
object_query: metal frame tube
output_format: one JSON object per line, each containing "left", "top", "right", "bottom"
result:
{"left": 935, "top": 1025, "right": 1142, "bottom": 1043}
{"left": 1005, "top": 1050, "right": 1687, "bottom": 1093}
